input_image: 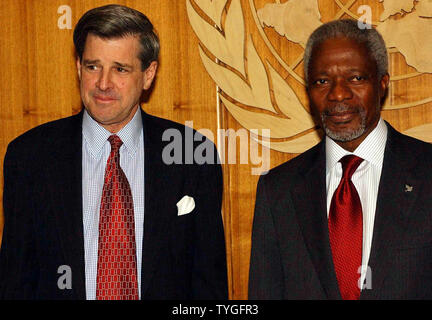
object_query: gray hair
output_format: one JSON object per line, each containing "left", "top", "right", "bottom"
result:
{"left": 303, "top": 19, "right": 388, "bottom": 85}
{"left": 73, "top": 4, "right": 159, "bottom": 70}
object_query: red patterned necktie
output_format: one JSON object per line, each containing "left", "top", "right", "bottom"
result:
{"left": 96, "top": 135, "right": 139, "bottom": 300}
{"left": 328, "top": 155, "right": 363, "bottom": 300}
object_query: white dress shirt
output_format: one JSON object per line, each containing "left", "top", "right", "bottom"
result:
{"left": 82, "top": 108, "right": 145, "bottom": 300}
{"left": 325, "top": 117, "right": 388, "bottom": 288}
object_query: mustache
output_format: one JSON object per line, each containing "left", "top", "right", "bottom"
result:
{"left": 322, "top": 104, "right": 360, "bottom": 116}
{"left": 91, "top": 90, "right": 120, "bottom": 100}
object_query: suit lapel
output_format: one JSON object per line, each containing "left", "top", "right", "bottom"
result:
{"left": 139, "top": 110, "right": 173, "bottom": 297}
{"left": 45, "top": 111, "right": 86, "bottom": 299}
{"left": 291, "top": 141, "right": 341, "bottom": 299}
{"left": 361, "top": 124, "right": 421, "bottom": 299}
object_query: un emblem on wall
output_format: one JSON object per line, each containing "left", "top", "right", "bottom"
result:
{"left": 187, "top": 0, "right": 432, "bottom": 153}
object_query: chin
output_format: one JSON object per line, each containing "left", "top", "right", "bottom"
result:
{"left": 86, "top": 107, "right": 117, "bottom": 124}
{"left": 321, "top": 111, "right": 368, "bottom": 142}
{"left": 324, "top": 125, "right": 366, "bottom": 142}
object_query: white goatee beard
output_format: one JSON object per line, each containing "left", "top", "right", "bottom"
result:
{"left": 320, "top": 106, "right": 367, "bottom": 142}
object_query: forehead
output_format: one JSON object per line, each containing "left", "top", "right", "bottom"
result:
{"left": 82, "top": 34, "right": 141, "bottom": 63}
{"left": 308, "top": 37, "right": 376, "bottom": 75}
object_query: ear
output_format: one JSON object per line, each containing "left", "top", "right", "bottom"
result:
{"left": 76, "top": 57, "right": 82, "bottom": 81}
{"left": 379, "top": 73, "right": 390, "bottom": 98}
{"left": 142, "top": 61, "right": 158, "bottom": 90}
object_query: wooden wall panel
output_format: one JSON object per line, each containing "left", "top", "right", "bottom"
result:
{"left": 1, "top": 0, "right": 432, "bottom": 300}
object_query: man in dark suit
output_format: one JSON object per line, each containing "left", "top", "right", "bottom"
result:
{"left": 249, "top": 19, "right": 432, "bottom": 299}
{"left": 0, "top": 4, "right": 227, "bottom": 300}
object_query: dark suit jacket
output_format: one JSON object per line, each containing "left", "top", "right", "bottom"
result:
{"left": 249, "top": 122, "right": 432, "bottom": 299}
{"left": 0, "top": 109, "right": 227, "bottom": 300}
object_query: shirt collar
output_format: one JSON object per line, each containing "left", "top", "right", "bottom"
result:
{"left": 82, "top": 108, "right": 143, "bottom": 159}
{"left": 325, "top": 117, "right": 388, "bottom": 172}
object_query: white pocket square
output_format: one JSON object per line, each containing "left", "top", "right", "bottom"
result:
{"left": 176, "top": 195, "right": 195, "bottom": 216}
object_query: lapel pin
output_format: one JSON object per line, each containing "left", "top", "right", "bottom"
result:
{"left": 404, "top": 184, "right": 413, "bottom": 193}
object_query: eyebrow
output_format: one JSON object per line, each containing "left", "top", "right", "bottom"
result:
{"left": 82, "top": 59, "right": 133, "bottom": 69}
{"left": 113, "top": 61, "right": 133, "bottom": 69}
{"left": 82, "top": 59, "right": 100, "bottom": 65}
{"left": 311, "top": 68, "right": 369, "bottom": 76}
{"left": 348, "top": 68, "right": 366, "bottom": 73}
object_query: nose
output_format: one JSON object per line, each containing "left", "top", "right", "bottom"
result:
{"left": 96, "top": 69, "right": 113, "bottom": 91}
{"left": 328, "top": 79, "right": 353, "bottom": 102}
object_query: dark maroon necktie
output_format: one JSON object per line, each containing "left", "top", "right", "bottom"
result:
{"left": 328, "top": 155, "right": 363, "bottom": 300}
{"left": 96, "top": 135, "right": 139, "bottom": 300}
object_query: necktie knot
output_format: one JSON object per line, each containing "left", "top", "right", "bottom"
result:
{"left": 340, "top": 155, "right": 363, "bottom": 180}
{"left": 108, "top": 135, "right": 123, "bottom": 154}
